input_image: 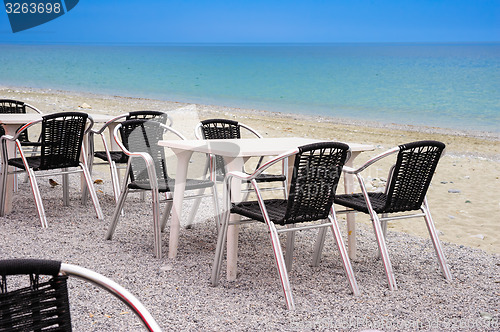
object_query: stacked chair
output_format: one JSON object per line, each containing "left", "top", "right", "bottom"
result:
{"left": 88, "top": 111, "right": 172, "bottom": 203}
{"left": 105, "top": 118, "right": 219, "bottom": 258}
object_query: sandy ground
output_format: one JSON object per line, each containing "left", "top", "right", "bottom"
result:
{"left": 1, "top": 85, "right": 499, "bottom": 254}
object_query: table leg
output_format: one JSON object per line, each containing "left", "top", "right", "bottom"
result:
{"left": 168, "top": 149, "right": 193, "bottom": 259}
{"left": 1, "top": 126, "right": 20, "bottom": 215}
{"left": 224, "top": 156, "right": 244, "bottom": 281}
{"left": 344, "top": 151, "right": 361, "bottom": 260}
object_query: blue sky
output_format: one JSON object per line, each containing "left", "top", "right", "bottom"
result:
{"left": 0, "top": 0, "right": 499, "bottom": 44}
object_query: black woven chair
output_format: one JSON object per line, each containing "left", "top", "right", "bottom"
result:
{"left": 0, "top": 99, "right": 43, "bottom": 148}
{"left": 186, "top": 119, "right": 288, "bottom": 228}
{"left": 88, "top": 111, "right": 172, "bottom": 203}
{"left": 211, "top": 142, "right": 359, "bottom": 310}
{"left": 0, "top": 259, "right": 161, "bottom": 331}
{"left": 106, "top": 119, "right": 219, "bottom": 259}
{"left": 0, "top": 112, "right": 103, "bottom": 227}
{"left": 331, "top": 140, "right": 452, "bottom": 291}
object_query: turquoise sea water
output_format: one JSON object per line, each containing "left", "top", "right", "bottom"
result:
{"left": 0, "top": 43, "right": 499, "bottom": 132}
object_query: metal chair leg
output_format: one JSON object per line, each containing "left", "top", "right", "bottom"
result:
{"left": 185, "top": 191, "right": 205, "bottom": 229}
{"left": 109, "top": 161, "right": 122, "bottom": 204}
{"left": 285, "top": 224, "right": 296, "bottom": 272}
{"left": 312, "top": 226, "right": 328, "bottom": 267}
{"left": 26, "top": 168, "right": 48, "bottom": 228}
{"left": 376, "top": 213, "right": 388, "bottom": 259}
{"left": 211, "top": 208, "right": 230, "bottom": 286}
{"left": 80, "top": 163, "right": 103, "bottom": 220}
{"left": 62, "top": 168, "right": 69, "bottom": 207}
{"left": 268, "top": 222, "right": 295, "bottom": 310}
{"left": 106, "top": 187, "right": 129, "bottom": 240}
{"left": 370, "top": 211, "right": 398, "bottom": 291}
{"left": 422, "top": 199, "right": 452, "bottom": 281}
{"left": 150, "top": 188, "right": 162, "bottom": 259}
{"left": 160, "top": 196, "right": 173, "bottom": 233}
{"left": 0, "top": 157, "right": 8, "bottom": 217}
{"left": 211, "top": 184, "right": 221, "bottom": 232}
{"left": 328, "top": 212, "right": 360, "bottom": 296}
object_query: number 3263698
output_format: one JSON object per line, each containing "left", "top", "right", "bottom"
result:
{"left": 5, "top": 2, "right": 62, "bottom": 14}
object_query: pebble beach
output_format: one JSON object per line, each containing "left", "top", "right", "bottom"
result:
{"left": 0, "top": 86, "right": 499, "bottom": 331}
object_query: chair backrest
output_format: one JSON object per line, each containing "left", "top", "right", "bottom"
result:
{"left": 39, "top": 112, "right": 89, "bottom": 170}
{"left": 0, "top": 99, "right": 31, "bottom": 141}
{"left": 199, "top": 119, "right": 242, "bottom": 139}
{"left": 283, "top": 142, "right": 350, "bottom": 225}
{"left": 0, "top": 259, "right": 72, "bottom": 331}
{"left": 119, "top": 119, "right": 169, "bottom": 184}
{"left": 199, "top": 119, "right": 265, "bottom": 179}
{"left": 0, "top": 99, "right": 27, "bottom": 114}
{"left": 126, "top": 111, "right": 170, "bottom": 124}
{"left": 383, "top": 140, "right": 445, "bottom": 213}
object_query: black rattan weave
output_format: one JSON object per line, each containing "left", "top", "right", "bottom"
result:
{"left": 0, "top": 259, "right": 71, "bottom": 332}
{"left": 335, "top": 140, "right": 445, "bottom": 214}
{"left": 7, "top": 113, "right": 88, "bottom": 171}
{"left": 232, "top": 142, "right": 350, "bottom": 225}
{"left": 200, "top": 119, "right": 241, "bottom": 140}
{"left": 120, "top": 119, "right": 214, "bottom": 192}
{"left": 0, "top": 99, "right": 40, "bottom": 146}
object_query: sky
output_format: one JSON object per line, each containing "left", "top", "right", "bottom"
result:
{"left": 0, "top": 0, "right": 499, "bottom": 44}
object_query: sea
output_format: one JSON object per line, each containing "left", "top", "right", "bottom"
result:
{"left": 0, "top": 43, "right": 498, "bottom": 133}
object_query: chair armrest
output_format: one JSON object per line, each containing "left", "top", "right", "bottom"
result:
{"left": 83, "top": 115, "right": 95, "bottom": 135}
{"left": 230, "top": 148, "right": 298, "bottom": 182}
{"left": 346, "top": 146, "right": 400, "bottom": 174}
{"left": 0, "top": 134, "right": 16, "bottom": 142}
{"left": 239, "top": 123, "right": 263, "bottom": 138}
{"left": 60, "top": 263, "right": 162, "bottom": 332}
{"left": 24, "top": 103, "right": 43, "bottom": 114}
{"left": 160, "top": 124, "right": 187, "bottom": 140}
{"left": 10, "top": 118, "right": 43, "bottom": 140}
{"left": 225, "top": 170, "right": 252, "bottom": 181}
{"left": 91, "top": 114, "right": 128, "bottom": 135}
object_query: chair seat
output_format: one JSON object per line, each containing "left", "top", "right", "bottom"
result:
{"left": 215, "top": 173, "right": 286, "bottom": 183}
{"left": 335, "top": 192, "right": 388, "bottom": 213}
{"left": 254, "top": 173, "right": 287, "bottom": 183}
{"left": 232, "top": 199, "right": 288, "bottom": 224}
{"left": 335, "top": 192, "right": 421, "bottom": 214}
{"left": 20, "top": 141, "right": 42, "bottom": 147}
{"left": 8, "top": 156, "right": 80, "bottom": 171}
{"left": 128, "top": 178, "right": 215, "bottom": 192}
{"left": 94, "top": 150, "right": 129, "bottom": 163}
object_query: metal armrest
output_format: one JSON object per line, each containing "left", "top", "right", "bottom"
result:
{"left": 344, "top": 146, "right": 400, "bottom": 174}
{"left": 60, "top": 263, "right": 161, "bottom": 331}
{"left": 226, "top": 148, "right": 298, "bottom": 183}
{"left": 91, "top": 114, "right": 128, "bottom": 135}
{"left": 24, "top": 103, "right": 43, "bottom": 114}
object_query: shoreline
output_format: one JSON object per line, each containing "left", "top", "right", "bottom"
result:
{"left": 2, "top": 84, "right": 499, "bottom": 142}
{"left": 1, "top": 85, "right": 499, "bottom": 254}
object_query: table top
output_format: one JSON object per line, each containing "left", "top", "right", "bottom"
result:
{"left": 0, "top": 113, "right": 114, "bottom": 125}
{"left": 159, "top": 137, "right": 374, "bottom": 157}
{"left": 0, "top": 113, "right": 42, "bottom": 125}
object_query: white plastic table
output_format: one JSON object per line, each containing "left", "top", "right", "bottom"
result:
{"left": 159, "top": 137, "right": 374, "bottom": 279}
